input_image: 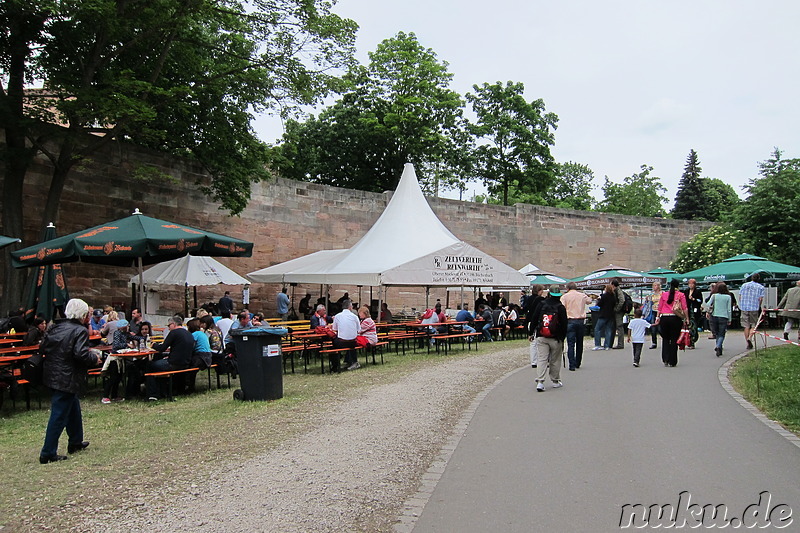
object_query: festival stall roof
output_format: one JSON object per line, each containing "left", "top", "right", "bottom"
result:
{"left": 646, "top": 267, "right": 682, "bottom": 284}
{"left": 518, "top": 263, "right": 540, "bottom": 275}
{"left": 570, "top": 265, "right": 666, "bottom": 289}
{"left": 247, "top": 164, "right": 528, "bottom": 288}
{"left": 525, "top": 268, "right": 569, "bottom": 285}
{"left": 679, "top": 254, "right": 800, "bottom": 284}
{"left": 247, "top": 250, "right": 347, "bottom": 284}
{"left": 0, "top": 235, "right": 21, "bottom": 250}
{"left": 129, "top": 254, "right": 250, "bottom": 287}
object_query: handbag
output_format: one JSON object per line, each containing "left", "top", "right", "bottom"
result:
{"left": 673, "top": 298, "right": 687, "bottom": 321}
{"left": 676, "top": 328, "right": 691, "bottom": 350}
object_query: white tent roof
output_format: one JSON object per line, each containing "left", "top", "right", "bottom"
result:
{"left": 247, "top": 164, "right": 528, "bottom": 287}
{"left": 247, "top": 250, "right": 347, "bottom": 284}
{"left": 130, "top": 254, "right": 250, "bottom": 287}
{"left": 518, "top": 263, "right": 540, "bottom": 275}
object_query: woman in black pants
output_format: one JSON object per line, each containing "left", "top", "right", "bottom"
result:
{"left": 655, "top": 279, "right": 689, "bottom": 367}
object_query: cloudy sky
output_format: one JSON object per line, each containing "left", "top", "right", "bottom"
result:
{"left": 252, "top": 0, "right": 799, "bottom": 206}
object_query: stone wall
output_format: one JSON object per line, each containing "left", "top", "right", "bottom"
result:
{"left": 1, "top": 138, "right": 712, "bottom": 317}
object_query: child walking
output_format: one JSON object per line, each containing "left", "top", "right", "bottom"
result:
{"left": 627, "top": 308, "right": 651, "bottom": 367}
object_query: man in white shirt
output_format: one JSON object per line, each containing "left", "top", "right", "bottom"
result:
{"left": 332, "top": 299, "right": 361, "bottom": 371}
{"left": 216, "top": 310, "right": 234, "bottom": 347}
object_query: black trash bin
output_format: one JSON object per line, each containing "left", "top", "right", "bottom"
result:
{"left": 230, "top": 327, "right": 287, "bottom": 401}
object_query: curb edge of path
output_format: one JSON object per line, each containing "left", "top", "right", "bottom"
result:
{"left": 718, "top": 350, "right": 800, "bottom": 450}
{"left": 393, "top": 364, "right": 529, "bottom": 533}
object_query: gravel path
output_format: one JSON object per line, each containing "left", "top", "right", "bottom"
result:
{"left": 76, "top": 344, "right": 529, "bottom": 532}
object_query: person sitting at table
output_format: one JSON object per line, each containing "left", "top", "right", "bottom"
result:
{"left": 124, "top": 321, "right": 152, "bottom": 399}
{"left": 332, "top": 299, "right": 360, "bottom": 372}
{"left": 310, "top": 305, "right": 332, "bottom": 330}
{"left": 356, "top": 306, "right": 378, "bottom": 347}
{"left": 419, "top": 307, "right": 441, "bottom": 335}
{"left": 476, "top": 304, "right": 494, "bottom": 342}
{"left": 455, "top": 304, "right": 476, "bottom": 334}
{"left": 101, "top": 319, "right": 132, "bottom": 404}
{"left": 185, "top": 318, "right": 212, "bottom": 393}
{"left": 299, "top": 293, "right": 313, "bottom": 319}
{"left": 223, "top": 311, "right": 254, "bottom": 353}
{"left": 504, "top": 305, "right": 520, "bottom": 329}
{"left": 23, "top": 317, "right": 48, "bottom": 346}
{"left": 380, "top": 303, "right": 393, "bottom": 323}
{"left": 216, "top": 310, "right": 234, "bottom": 347}
{"left": 100, "top": 310, "right": 122, "bottom": 343}
{"left": 146, "top": 315, "right": 193, "bottom": 400}
{"left": 89, "top": 309, "right": 105, "bottom": 334}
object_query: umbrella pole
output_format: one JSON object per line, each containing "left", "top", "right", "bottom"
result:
{"left": 425, "top": 286, "right": 430, "bottom": 309}
{"left": 137, "top": 257, "right": 145, "bottom": 311}
{"left": 184, "top": 283, "right": 189, "bottom": 318}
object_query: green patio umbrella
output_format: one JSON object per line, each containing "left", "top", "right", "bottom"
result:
{"left": 570, "top": 264, "right": 667, "bottom": 289}
{"left": 678, "top": 254, "right": 800, "bottom": 284}
{"left": 11, "top": 209, "right": 254, "bottom": 307}
{"left": 525, "top": 269, "right": 569, "bottom": 286}
{"left": 23, "top": 223, "right": 70, "bottom": 322}
{"left": 0, "top": 235, "right": 21, "bottom": 250}
{"left": 646, "top": 267, "right": 682, "bottom": 284}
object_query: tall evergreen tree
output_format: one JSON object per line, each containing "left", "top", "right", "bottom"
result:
{"left": 671, "top": 149, "right": 706, "bottom": 220}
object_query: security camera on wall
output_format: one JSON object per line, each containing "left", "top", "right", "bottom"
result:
{"left": 598, "top": 247, "right": 606, "bottom": 255}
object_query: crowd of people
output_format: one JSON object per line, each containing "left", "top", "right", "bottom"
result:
{"left": 12, "top": 271, "right": 785, "bottom": 463}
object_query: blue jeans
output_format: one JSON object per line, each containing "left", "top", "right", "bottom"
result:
{"left": 41, "top": 389, "right": 84, "bottom": 459}
{"left": 712, "top": 316, "right": 728, "bottom": 350}
{"left": 594, "top": 317, "right": 613, "bottom": 348}
{"left": 481, "top": 322, "right": 493, "bottom": 341}
{"left": 566, "top": 319, "right": 585, "bottom": 369}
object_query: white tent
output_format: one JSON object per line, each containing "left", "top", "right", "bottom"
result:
{"left": 247, "top": 164, "right": 528, "bottom": 288}
{"left": 131, "top": 254, "right": 250, "bottom": 287}
{"left": 518, "top": 263, "right": 540, "bottom": 275}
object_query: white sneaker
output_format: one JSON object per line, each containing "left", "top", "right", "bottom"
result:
{"left": 347, "top": 362, "right": 361, "bottom": 371}
{"left": 101, "top": 397, "right": 111, "bottom": 404}
{"left": 603, "top": 347, "right": 610, "bottom": 350}
{"left": 591, "top": 346, "right": 603, "bottom": 351}
{"left": 536, "top": 382, "right": 545, "bottom": 392}
{"left": 551, "top": 381, "right": 563, "bottom": 388}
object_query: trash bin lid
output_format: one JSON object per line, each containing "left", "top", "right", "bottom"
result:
{"left": 231, "top": 327, "right": 288, "bottom": 336}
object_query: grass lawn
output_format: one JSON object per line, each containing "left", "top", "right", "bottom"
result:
{"left": 729, "top": 343, "right": 800, "bottom": 434}
{"left": 0, "top": 338, "right": 528, "bottom": 531}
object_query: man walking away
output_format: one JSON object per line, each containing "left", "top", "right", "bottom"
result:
{"left": 561, "top": 282, "right": 591, "bottom": 371}
{"left": 530, "top": 286, "right": 568, "bottom": 392}
{"left": 739, "top": 272, "right": 765, "bottom": 349}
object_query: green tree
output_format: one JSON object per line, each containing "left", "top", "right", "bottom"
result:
{"left": 669, "top": 223, "right": 754, "bottom": 272}
{"left": 465, "top": 81, "right": 558, "bottom": 206}
{"left": 273, "top": 31, "right": 470, "bottom": 193}
{"left": 596, "top": 165, "right": 668, "bottom": 217}
{"left": 703, "top": 178, "right": 741, "bottom": 222}
{"left": 734, "top": 148, "right": 800, "bottom": 265}
{"left": 0, "top": 0, "right": 357, "bottom": 309}
{"left": 671, "top": 149, "right": 705, "bottom": 220}
{"left": 476, "top": 160, "right": 594, "bottom": 210}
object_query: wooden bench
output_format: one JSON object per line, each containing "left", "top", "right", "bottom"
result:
{"left": 432, "top": 332, "right": 482, "bottom": 353}
{"left": 318, "top": 345, "right": 363, "bottom": 373}
{"left": 144, "top": 367, "right": 201, "bottom": 400}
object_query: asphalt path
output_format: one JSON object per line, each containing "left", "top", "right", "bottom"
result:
{"left": 412, "top": 331, "right": 800, "bottom": 532}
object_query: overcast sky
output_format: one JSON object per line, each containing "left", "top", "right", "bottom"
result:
{"left": 252, "top": 0, "right": 799, "bottom": 206}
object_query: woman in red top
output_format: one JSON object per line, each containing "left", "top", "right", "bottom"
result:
{"left": 655, "top": 279, "right": 688, "bottom": 367}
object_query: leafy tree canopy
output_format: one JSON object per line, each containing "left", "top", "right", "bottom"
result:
{"left": 669, "top": 223, "right": 755, "bottom": 273}
{"left": 733, "top": 148, "right": 800, "bottom": 265}
{"left": 703, "top": 177, "right": 741, "bottom": 222}
{"left": 272, "top": 31, "right": 470, "bottom": 193}
{"left": 465, "top": 81, "right": 558, "bottom": 206}
{"left": 596, "top": 165, "right": 668, "bottom": 217}
{"left": 476, "top": 160, "right": 594, "bottom": 210}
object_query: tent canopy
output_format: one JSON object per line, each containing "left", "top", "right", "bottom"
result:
{"left": 130, "top": 254, "right": 250, "bottom": 287}
{"left": 679, "top": 254, "right": 800, "bottom": 284}
{"left": 247, "top": 164, "right": 528, "bottom": 288}
{"left": 0, "top": 235, "right": 21, "bottom": 250}
{"left": 570, "top": 264, "right": 666, "bottom": 289}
